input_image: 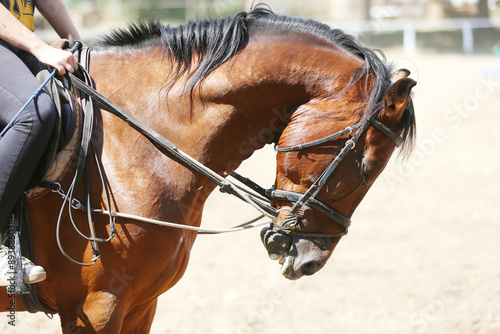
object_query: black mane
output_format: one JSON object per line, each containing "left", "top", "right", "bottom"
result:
{"left": 92, "top": 5, "right": 415, "bottom": 152}
{"left": 92, "top": 6, "right": 389, "bottom": 94}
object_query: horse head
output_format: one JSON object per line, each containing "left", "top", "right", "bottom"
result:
{"left": 262, "top": 71, "right": 416, "bottom": 280}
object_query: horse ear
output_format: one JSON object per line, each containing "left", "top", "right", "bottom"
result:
{"left": 390, "top": 68, "right": 411, "bottom": 82}
{"left": 380, "top": 77, "right": 416, "bottom": 123}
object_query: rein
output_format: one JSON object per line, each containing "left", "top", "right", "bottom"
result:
{"left": 44, "top": 60, "right": 282, "bottom": 266}
{"left": 66, "top": 72, "right": 278, "bottom": 219}
{"left": 44, "top": 52, "right": 402, "bottom": 266}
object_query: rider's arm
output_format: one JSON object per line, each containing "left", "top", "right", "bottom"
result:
{"left": 36, "top": 0, "right": 81, "bottom": 42}
{"left": 0, "top": 4, "right": 77, "bottom": 74}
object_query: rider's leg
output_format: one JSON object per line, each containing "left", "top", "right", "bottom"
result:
{"left": 0, "top": 41, "right": 55, "bottom": 285}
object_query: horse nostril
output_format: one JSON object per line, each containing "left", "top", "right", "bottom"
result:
{"left": 302, "top": 261, "right": 322, "bottom": 276}
{"left": 260, "top": 227, "right": 292, "bottom": 261}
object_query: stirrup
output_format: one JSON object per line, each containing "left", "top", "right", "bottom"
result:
{"left": 0, "top": 244, "right": 46, "bottom": 287}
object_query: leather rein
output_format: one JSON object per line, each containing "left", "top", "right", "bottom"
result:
{"left": 47, "top": 52, "right": 402, "bottom": 267}
{"left": 74, "top": 66, "right": 401, "bottom": 238}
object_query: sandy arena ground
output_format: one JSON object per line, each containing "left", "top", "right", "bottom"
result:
{"left": 2, "top": 53, "right": 499, "bottom": 333}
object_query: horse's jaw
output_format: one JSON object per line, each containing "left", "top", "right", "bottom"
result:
{"left": 260, "top": 227, "right": 340, "bottom": 280}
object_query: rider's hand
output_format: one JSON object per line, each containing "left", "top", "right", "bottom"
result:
{"left": 33, "top": 44, "right": 78, "bottom": 75}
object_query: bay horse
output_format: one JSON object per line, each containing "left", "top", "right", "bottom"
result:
{"left": 0, "top": 6, "right": 415, "bottom": 333}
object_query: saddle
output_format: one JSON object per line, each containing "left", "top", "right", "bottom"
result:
{"left": 24, "top": 63, "right": 83, "bottom": 198}
{"left": 4, "top": 45, "right": 94, "bottom": 314}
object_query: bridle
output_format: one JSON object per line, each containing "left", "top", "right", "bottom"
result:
{"left": 265, "top": 105, "right": 404, "bottom": 239}
{"left": 68, "top": 64, "right": 404, "bottom": 243}
{"left": 48, "top": 60, "right": 407, "bottom": 267}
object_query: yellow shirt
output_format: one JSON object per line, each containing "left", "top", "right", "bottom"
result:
{"left": 1, "top": 0, "right": 35, "bottom": 31}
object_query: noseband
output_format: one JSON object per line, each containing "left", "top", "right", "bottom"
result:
{"left": 266, "top": 109, "right": 403, "bottom": 238}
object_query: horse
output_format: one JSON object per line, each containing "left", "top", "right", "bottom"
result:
{"left": 0, "top": 6, "right": 416, "bottom": 333}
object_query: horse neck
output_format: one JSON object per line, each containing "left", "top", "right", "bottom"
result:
{"left": 87, "top": 40, "right": 361, "bottom": 216}
{"left": 195, "top": 32, "right": 368, "bottom": 158}
{"left": 88, "top": 46, "right": 295, "bottom": 216}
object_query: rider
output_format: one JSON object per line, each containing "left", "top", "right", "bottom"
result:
{"left": 0, "top": 0, "right": 80, "bottom": 286}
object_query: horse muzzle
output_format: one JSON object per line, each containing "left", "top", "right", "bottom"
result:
{"left": 260, "top": 226, "right": 293, "bottom": 262}
{"left": 260, "top": 225, "right": 340, "bottom": 280}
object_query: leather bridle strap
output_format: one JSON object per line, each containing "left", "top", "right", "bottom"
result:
{"left": 275, "top": 123, "right": 361, "bottom": 153}
{"left": 264, "top": 123, "right": 365, "bottom": 238}
{"left": 369, "top": 117, "right": 403, "bottom": 146}
{"left": 267, "top": 189, "right": 351, "bottom": 229}
{"left": 267, "top": 110, "right": 403, "bottom": 238}
{"left": 287, "top": 118, "right": 369, "bottom": 217}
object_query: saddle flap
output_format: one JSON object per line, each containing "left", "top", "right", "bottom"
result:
{"left": 26, "top": 70, "right": 79, "bottom": 190}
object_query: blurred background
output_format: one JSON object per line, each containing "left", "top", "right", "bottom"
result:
{"left": 9, "top": 1, "right": 497, "bottom": 334}
{"left": 35, "top": 0, "right": 500, "bottom": 55}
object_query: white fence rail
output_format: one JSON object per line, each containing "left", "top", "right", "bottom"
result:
{"left": 332, "top": 17, "right": 500, "bottom": 54}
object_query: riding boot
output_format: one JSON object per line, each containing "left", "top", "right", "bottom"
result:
{"left": 0, "top": 241, "right": 46, "bottom": 286}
